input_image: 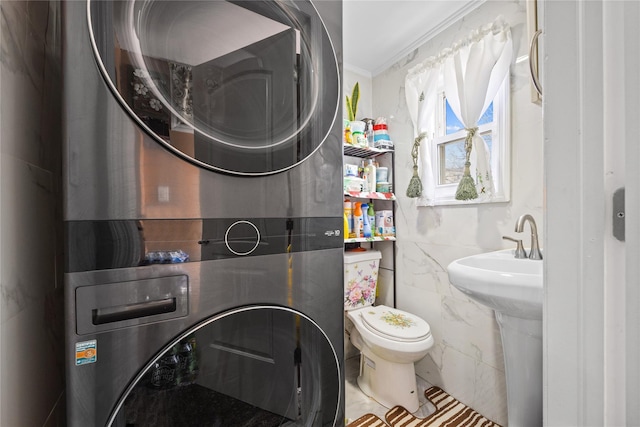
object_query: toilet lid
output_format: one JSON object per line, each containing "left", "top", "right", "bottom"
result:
{"left": 360, "top": 305, "right": 431, "bottom": 342}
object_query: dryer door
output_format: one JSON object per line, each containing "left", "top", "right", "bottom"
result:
{"left": 107, "top": 306, "right": 341, "bottom": 426}
{"left": 88, "top": 0, "right": 340, "bottom": 176}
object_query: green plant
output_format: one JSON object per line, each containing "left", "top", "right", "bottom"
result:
{"left": 345, "top": 82, "right": 360, "bottom": 121}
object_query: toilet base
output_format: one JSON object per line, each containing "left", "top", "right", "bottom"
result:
{"left": 356, "top": 349, "right": 420, "bottom": 413}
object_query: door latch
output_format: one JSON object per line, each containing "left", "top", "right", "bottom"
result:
{"left": 613, "top": 187, "right": 625, "bottom": 242}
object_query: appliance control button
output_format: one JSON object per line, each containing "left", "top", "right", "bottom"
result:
{"left": 224, "top": 221, "right": 260, "bottom": 256}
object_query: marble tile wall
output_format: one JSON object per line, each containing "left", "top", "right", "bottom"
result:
{"left": 1, "top": 1, "right": 65, "bottom": 426}
{"left": 370, "top": 1, "right": 543, "bottom": 425}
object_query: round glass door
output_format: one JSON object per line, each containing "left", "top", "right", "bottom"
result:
{"left": 107, "top": 306, "right": 341, "bottom": 426}
{"left": 88, "top": 0, "right": 340, "bottom": 175}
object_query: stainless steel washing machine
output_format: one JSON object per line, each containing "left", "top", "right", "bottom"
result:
{"left": 63, "top": 0, "right": 343, "bottom": 425}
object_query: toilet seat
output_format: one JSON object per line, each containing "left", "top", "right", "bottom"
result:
{"left": 359, "top": 305, "right": 431, "bottom": 342}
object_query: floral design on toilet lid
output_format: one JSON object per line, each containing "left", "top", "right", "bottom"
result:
{"left": 361, "top": 305, "right": 431, "bottom": 342}
{"left": 380, "top": 311, "right": 416, "bottom": 329}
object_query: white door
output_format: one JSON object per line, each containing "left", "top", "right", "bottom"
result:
{"left": 544, "top": 1, "right": 640, "bottom": 425}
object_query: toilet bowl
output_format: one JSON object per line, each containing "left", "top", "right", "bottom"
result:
{"left": 344, "top": 250, "right": 434, "bottom": 412}
{"left": 346, "top": 305, "right": 433, "bottom": 412}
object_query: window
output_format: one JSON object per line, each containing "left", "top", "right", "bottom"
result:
{"left": 430, "top": 74, "right": 510, "bottom": 205}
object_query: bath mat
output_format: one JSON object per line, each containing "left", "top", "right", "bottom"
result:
{"left": 347, "top": 413, "right": 388, "bottom": 427}
{"left": 385, "top": 386, "right": 501, "bottom": 427}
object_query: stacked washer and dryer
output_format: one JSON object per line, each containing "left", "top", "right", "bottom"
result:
{"left": 63, "top": 1, "right": 343, "bottom": 425}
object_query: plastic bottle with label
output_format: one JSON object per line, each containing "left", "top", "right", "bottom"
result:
{"left": 360, "top": 160, "right": 369, "bottom": 192}
{"left": 353, "top": 202, "right": 363, "bottom": 238}
{"left": 364, "top": 159, "right": 376, "bottom": 194}
{"left": 366, "top": 119, "right": 375, "bottom": 147}
{"left": 361, "top": 203, "right": 372, "bottom": 238}
{"left": 367, "top": 203, "right": 376, "bottom": 236}
{"left": 150, "top": 346, "right": 179, "bottom": 389}
{"left": 344, "top": 200, "right": 353, "bottom": 238}
{"left": 177, "top": 338, "right": 198, "bottom": 386}
{"left": 343, "top": 212, "right": 349, "bottom": 238}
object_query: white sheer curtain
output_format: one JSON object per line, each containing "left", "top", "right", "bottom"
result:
{"left": 405, "top": 62, "right": 440, "bottom": 205}
{"left": 404, "top": 16, "right": 512, "bottom": 204}
{"left": 444, "top": 16, "right": 512, "bottom": 200}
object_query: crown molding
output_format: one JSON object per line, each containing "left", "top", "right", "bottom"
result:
{"left": 369, "top": 0, "right": 487, "bottom": 76}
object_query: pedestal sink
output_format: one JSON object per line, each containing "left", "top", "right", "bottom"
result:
{"left": 447, "top": 249, "right": 543, "bottom": 427}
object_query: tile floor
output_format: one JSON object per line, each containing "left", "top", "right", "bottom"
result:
{"left": 344, "top": 355, "right": 435, "bottom": 424}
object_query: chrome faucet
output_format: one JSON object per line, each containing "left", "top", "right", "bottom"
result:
{"left": 502, "top": 235, "right": 527, "bottom": 259}
{"left": 515, "top": 214, "right": 543, "bottom": 260}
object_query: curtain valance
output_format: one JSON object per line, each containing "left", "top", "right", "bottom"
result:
{"left": 405, "top": 16, "right": 512, "bottom": 205}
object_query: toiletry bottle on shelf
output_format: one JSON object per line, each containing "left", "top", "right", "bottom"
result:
{"left": 366, "top": 119, "right": 375, "bottom": 148}
{"left": 362, "top": 203, "right": 372, "bottom": 238}
{"left": 344, "top": 200, "right": 353, "bottom": 238}
{"left": 353, "top": 202, "right": 363, "bottom": 238}
{"left": 367, "top": 203, "right": 376, "bottom": 236}
{"left": 344, "top": 120, "right": 352, "bottom": 144}
{"left": 360, "top": 160, "right": 369, "bottom": 192}
{"left": 343, "top": 211, "right": 349, "bottom": 239}
{"left": 364, "top": 159, "right": 376, "bottom": 194}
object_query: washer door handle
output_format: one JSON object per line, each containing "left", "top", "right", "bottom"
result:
{"left": 92, "top": 298, "right": 177, "bottom": 325}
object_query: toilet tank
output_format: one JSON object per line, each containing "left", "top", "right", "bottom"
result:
{"left": 344, "top": 249, "right": 382, "bottom": 311}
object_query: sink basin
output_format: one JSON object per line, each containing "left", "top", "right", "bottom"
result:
{"left": 447, "top": 249, "right": 544, "bottom": 427}
{"left": 447, "top": 249, "right": 542, "bottom": 319}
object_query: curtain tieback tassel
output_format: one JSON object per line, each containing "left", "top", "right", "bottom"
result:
{"left": 455, "top": 127, "right": 479, "bottom": 201}
{"left": 406, "top": 133, "right": 426, "bottom": 198}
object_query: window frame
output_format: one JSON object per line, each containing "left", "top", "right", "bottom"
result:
{"left": 429, "top": 74, "right": 511, "bottom": 205}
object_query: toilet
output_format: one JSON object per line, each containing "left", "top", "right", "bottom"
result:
{"left": 344, "top": 249, "right": 434, "bottom": 413}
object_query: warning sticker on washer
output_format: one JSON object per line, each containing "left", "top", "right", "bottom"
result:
{"left": 75, "top": 340, "right": 97, "bottom": 366}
